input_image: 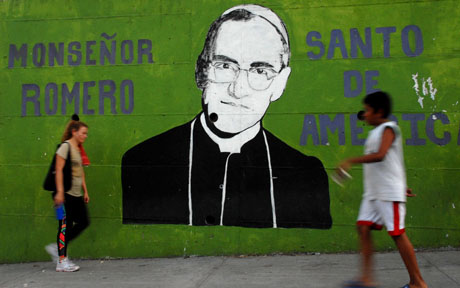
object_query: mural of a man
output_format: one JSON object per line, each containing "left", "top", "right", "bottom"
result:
{"left": 122, "top": 4, "right": 332, "bottom": 228}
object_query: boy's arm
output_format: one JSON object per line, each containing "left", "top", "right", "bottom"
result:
{"left": 339, "top": 127, "right": 395, "bottom": 171}
{"left": 406, "top": 188, "right": 416, "bottom": 197}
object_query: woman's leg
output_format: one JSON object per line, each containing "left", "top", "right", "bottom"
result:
{"left": 56, "top": 207, "right": 68, "bottom": 260}
{"left": 65, "top": 194, "right": 90, "bottom": 243}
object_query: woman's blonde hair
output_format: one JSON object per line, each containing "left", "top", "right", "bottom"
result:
{"left": 61, "top": 115, "right": 88, "bottom": 142}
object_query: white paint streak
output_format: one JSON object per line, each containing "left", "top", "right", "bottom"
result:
{"left": 432, "top": 114, "right": 437, "bottom": 120}
{"left": 417, "top": 97, "right": 424, "bottom": 108}
{"left": 453, "top": 203, "right": 456, "bottom": 209}
{"left": 411, "top": 74, "right": 438, "bottom": 108}
{"left": 422, "top": 78, "right": 428, "bottom": 96}
{"left": 427, "top": 77, "right": 437, "bottom": 100}
{"left": 412, "top": 73, "right": 424, "bottom": 108}
{"left": 412, "top": 73, "right": 419, "bottom": 94}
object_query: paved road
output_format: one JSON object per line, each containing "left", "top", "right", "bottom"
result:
{"left": 1, "top": 250, "right": 459, "bottom": 288}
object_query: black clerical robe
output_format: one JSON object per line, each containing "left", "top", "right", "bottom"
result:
{"left": 122, "top": 116, "right": 332, "bottom": 228}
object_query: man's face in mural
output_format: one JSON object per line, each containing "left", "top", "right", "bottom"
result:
{"left": 202, "top": 17, "right": 291, "bottom": 134}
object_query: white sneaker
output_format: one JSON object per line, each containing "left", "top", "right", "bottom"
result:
{"left": 56, "top": 257, "right": 80, "bottom": 272}
{"left": 45, "top": 243, "right": 59, "bottom": 263}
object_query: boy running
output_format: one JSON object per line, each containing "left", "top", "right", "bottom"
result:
{"left": 339, "top": 91, "right": 427, "bottom": 288}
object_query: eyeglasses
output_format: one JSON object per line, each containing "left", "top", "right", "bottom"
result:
{"left": 208, "top": 61, "right": 280, "bottom": 91}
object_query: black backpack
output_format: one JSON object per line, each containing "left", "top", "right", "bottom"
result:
{"left": 43, "top": 142, "right": 72, "bottom": 192}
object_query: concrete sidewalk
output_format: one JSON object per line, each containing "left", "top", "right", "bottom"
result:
{"left": 1, "top": 250, "right": 459, "bottom": 288}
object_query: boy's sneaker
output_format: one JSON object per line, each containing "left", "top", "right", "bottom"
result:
{"left": 56, "top": 257, "right": 80, "bottom": 272}
{"left": 45, "top": 243, "right": 59, "bottom": 263}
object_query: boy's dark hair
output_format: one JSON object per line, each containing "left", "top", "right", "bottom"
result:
{"left": 363, "top": 91, "right": 392, "bottom": 118}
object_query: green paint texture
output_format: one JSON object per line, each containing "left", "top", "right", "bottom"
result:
{"left": 1, "top": 0, "right": 459, "bottom": 263}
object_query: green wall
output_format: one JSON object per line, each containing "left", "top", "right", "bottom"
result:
{"left": 1, "top": 0, "right": 459, "bottom": 263}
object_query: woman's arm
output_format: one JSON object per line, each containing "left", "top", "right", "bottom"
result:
{"left": 54, "top": 155, "right": 66, "bottom": 206}
{"left": 82, "top": 168, "right": 90, "bottom": 204}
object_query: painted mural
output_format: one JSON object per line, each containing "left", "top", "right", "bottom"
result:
{"left": 2, "top": 0, "right": 460, "bottom": 263}
{"left": 121, "top": 5, "right": 332, "bottom": 228}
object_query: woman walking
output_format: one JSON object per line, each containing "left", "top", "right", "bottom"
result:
{"left": 45, "top": 115, "right": 90, "bottom": 272}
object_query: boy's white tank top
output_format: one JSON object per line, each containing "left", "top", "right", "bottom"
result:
{"left": 363, "top": 121, "right": 407, "bottom": 202}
